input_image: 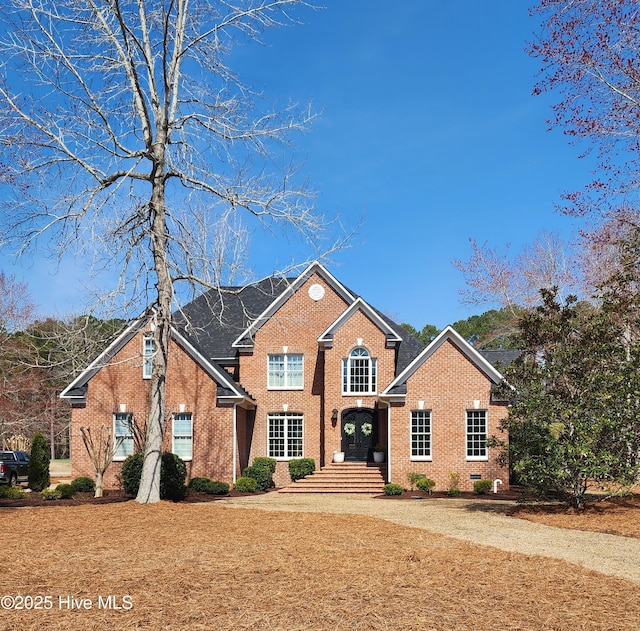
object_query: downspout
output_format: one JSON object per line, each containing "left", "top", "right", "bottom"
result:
{"left": 378, "top": 398, "right": 391, "bottom": 483}
{"left": 233, "top": 402, "right": 239, "bottom": 483}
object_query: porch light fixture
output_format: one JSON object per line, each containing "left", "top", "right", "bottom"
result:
{"left": 331, "top": 409, "right": 338, "bottom": 426}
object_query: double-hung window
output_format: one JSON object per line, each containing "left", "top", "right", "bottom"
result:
{"left": 268, "top": 412, "right": 303, "bottom": 459}
{"left": 268, "top": 354, "right": 303, "bottom": 389}
{"left": 114, "top": 413, "right": 134, "bottom": 460}
{"left": 466, "top": 410, "right": 488, "bottom": 460}
{"left": 143, "top": 332, "right": 155, "bottom": 379}
{"left": 173, "top": 413, "right": 193, "bottom": 461}
{"left": 342, "top": 347, "right": 377, "bottom": 394}
{"left": 410, "top": 410, "right": 432, "bottom": 460}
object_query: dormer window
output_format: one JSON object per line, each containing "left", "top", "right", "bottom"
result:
{"left": 143, "top": 332, "right": 155, "bottom": 379}
{"left": 342, "top": 347, "right": 377, "bottom": 394}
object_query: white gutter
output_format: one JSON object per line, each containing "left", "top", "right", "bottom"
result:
{"left": 378, "top": 399, "right": 391, "bottom": 483}
{"left": 233, "top": 402, "right": 239, "bottom": 483}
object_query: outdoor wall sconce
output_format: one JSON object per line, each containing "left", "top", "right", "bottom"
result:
{"left": 331, "top": 409, "right": 339, "bottom": 427}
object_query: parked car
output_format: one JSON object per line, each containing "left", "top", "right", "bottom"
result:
{"left": 0, "top": 450, "right": 30, "bottom": 486}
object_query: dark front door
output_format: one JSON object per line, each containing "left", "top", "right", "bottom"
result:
{"left": 341, "top": 408, "right": 375, "bottom": 461}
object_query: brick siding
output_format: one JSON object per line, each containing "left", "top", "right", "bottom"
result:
{"left": 69, "top": 269, "right": 509, "bottom": 492}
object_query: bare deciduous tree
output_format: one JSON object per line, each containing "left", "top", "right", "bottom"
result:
{"left": 0, "top": 1, "right": 337, "bottom": 503}
{"left": 453, "top": 231, "right": 578, "bottom": 312}
{"left": 530, "top": 0, "right": 640, "bottom": 219}
{"left": 80, "top": 425, "right": 124, "bottom": 498}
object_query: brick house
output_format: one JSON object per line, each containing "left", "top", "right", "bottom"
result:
{"left": 60, "top": 262, "right": 512, "bottom": 491}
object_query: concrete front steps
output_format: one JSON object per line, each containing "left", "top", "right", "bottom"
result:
{"left": 279, "top": 461, "right": 386, "bottom": 494}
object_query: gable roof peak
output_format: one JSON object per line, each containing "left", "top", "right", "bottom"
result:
{"left": 231, "top": 260, "right": 356, "bottom": 348}
{"left": 318, "top": 296, "right": 403, "bottom": 348}
{"left": 381, "top": 325, "right": 504, "bottom": 399}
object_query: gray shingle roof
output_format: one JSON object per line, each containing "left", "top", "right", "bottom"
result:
{"left": 173, "top": 273, "right": 426, "bottom": 378}
{"left": 478, "top": 349, "right": 520, "bottom": 369}
{"left": 173, "top": 277, "right": 294, "bottom": 362}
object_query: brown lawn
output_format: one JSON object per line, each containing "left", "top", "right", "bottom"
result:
{"left": 514, "top": 493, "right": 640, "bottom": 539}
{"left": 1, "top": 500, "right": 639, "bottom": 630}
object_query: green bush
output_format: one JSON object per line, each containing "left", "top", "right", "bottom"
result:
{"left": 207, "top": 481, "right": 230, "bottom": 495}
{"left": 382, "top": 483, "right": 403, "bottom": 496}
{"left": 188, "top": 477, "right": 214, "bottom": 492}
{"left": 416, "top": 477, "right": 436, "bottom": 494}
{"left": 70, "top": 476, "right": 95, "bottom": 493}
{"left": 406, "top": 471, "right": 426, "bottom": 491}
{"left": 288, "top": 458, "right": 315, "bottom": 482}
{"left": 56, "top": 483, "right": 76, "bottom": 499}
{"left": 473, "top": 479, "right": 492, "bottom": 494}
{"left": 41, "top": 488, "right": 62, "bottom": 500}
{"left": 28, "top": 432, "right": 50, "bottom": 492}
{"left": 187, "top": 478, "right": 230, "bottom": 495}
{"left": 252, "top": 457, "right": 277, "bottom": 473}
{"left": 0, "top": 486, "right": 24, "bottom": 499}
{"left": 159, "top": 453, "right": 187, "bottom": 502}
{"left": 121, "top": 452, "right": 187, "bottom": 501}
{"left": 243, "top": 461, "right": 274, "bottom": 492}
{"left": 233, "top": 476, "right": 258, "bottom": 492}
{"left": 121, "top": 452, "right": 145, "bottom": 496}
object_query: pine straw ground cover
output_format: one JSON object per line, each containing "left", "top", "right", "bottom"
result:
{"left": 2, "top": 501, "right": 640, "bottom": 631}
{"left": 514, "top": 493, "right": 640, "bottom": 539}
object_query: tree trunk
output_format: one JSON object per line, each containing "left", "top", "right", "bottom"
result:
{"left": 94, "top": 470, "right": 104, "bottom": 498}
{"left": 136, "top": 136, "right": 172, "bottom": 504}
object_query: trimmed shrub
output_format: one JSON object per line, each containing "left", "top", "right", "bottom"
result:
{"left": 41, "top": 488, "right": 62, "bottom": 500}
{"left": 0, "top": 486, "right": 24, "bottom": 499}
{"left": 233, "top": 476, "right": 258, "bottom": 492}
{"left": 207, "top": 481, "right": 230, "bottom": 495}
{"left": 187, "top": 478, "right": 229, "bottom": 495}
{"left": 243, "top": 462, "right": 274, "bottom": 492}
{"left": 473, "top": 479, "right": 492, "bottom": 494}
{"left": 121, "top": 452, "right": 145, "bottom": 496}
{"left": 416, "top": 477, "right": 436, "bottom": 494}
{"left": 28, "top": 432, "right": 50, "bottom": 492}
{"left": 252, "top": 457, "right": 277, "bottom": 473}
{"left": 188, "top": 477, "right": 214, "bottom": 492}
{"left": 121, "top": 451, "right": 187, "bottom": 501}
{"left": 159, "top": 453, "right": 187, "bottom": 502}
{"left": 406, "top": 471, "right": 426, "bottom": 491}
{"left": 70, "top": 476, "right": 95, "bottom": 493}
{"left": 382, "top": 483, "right": 403, "bottom": 496}
{"left": 56, "top": 483, "right": 76, "bottom": 499}
{"left": 288, "top": 458, "right": 315, "bottom": 482}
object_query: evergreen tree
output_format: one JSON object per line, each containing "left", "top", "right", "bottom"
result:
{"left": 28, "top": 432, "right": 50, "bottom": 492}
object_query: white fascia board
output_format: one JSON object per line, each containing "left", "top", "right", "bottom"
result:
{"left": 378, "top": 392, "right": 406, "bottom": 402}
{"left": 381, "top": 326, "right": 504, "bottom": 396}
{"left": 232, "top": 261, "right": 356, "bottom": 348}
{"left": 318, "top": 297, "right": 402, "bottom": 345}
{"left": 59, "top": 313, "right": 151, "bottom": 399}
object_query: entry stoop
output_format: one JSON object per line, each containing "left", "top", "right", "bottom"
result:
{"left": 279, "top": 462, "right": 386, "bottom": 494}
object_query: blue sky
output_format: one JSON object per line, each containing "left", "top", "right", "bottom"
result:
{"left": 1, "top": 1, "right": 595, "bottom": 329}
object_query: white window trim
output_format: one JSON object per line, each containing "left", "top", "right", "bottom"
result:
{"left": 172, "top": 412, "right": 193, "bottom": 461}
{"left": 342, "top": 347, "right": 377, "bottom": 395}
{"left": 267, "top": 412, "right": 304, "bottom": 460}
{"left": 142, "top": 332, "right": 155, "bottom": 380}
{"left": 113, "top": 412, "right": 134, "bottom": 461}
{"left": 466, "top": 409, "right": 489, "bottom": 461}
{"left": 267, "top": 353, "right": 304, "bottom": 390}
{"left": 410, "top": 409, "right": 433, "bottom": 462}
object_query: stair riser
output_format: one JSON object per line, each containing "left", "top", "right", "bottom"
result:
{"left": 279, "top": 463, "right": 386, "bottom": 494}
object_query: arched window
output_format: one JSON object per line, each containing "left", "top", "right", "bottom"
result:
{"left": 342, "top": 347, "right": 377, "bottom": 394}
